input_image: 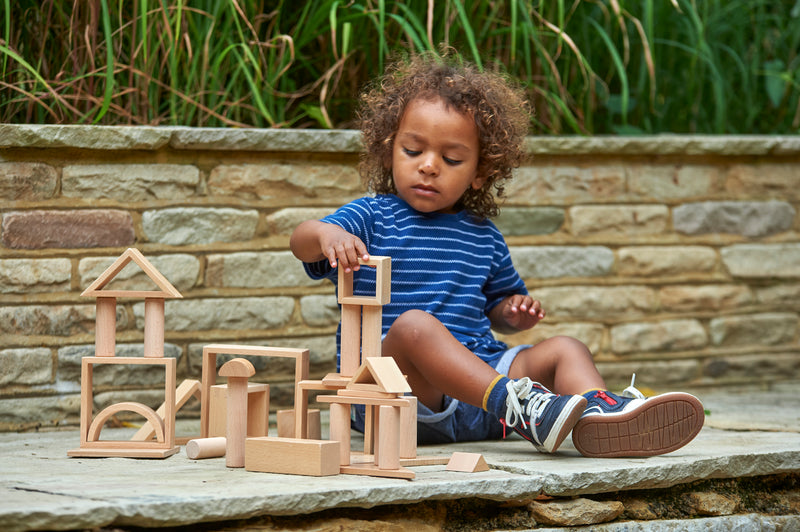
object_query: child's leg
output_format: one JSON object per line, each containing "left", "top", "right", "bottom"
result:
{"left": 506, "top": 335, "right": 705, "bottom": 458}
{"left": 381, "top": 309, "right": 499, "bottom": 412}
{"left": 507, "top": 335, "right": 605, "bottom": 395}
{"left": 382, "top": 310, "right": 586, "bottom": 453}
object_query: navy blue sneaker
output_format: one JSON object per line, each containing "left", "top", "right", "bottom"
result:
{"left": 503, "top": 378, "right": 587, "bottom": 453}
{"left": 572, "top": 375, "right": 705, "bottom": 458}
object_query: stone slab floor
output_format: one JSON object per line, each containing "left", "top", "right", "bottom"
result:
{"left": 1, "top": 384, "right": 799, "bottom": 532}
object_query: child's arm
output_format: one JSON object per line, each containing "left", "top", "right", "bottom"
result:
{"left": 488, "top": 294, "right": 545, "bottom": 334}
{"left": 289, "top": 219, "right": 370, "bottom": 273}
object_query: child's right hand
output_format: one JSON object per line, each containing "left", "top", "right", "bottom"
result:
{"left": 318, "top": 224, "right": 369, "bottom": 273}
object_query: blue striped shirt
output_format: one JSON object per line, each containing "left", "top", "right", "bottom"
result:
{"left": 303, "top": 194, "right": 528, "bottom": 364}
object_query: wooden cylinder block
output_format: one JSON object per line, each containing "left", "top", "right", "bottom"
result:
{"left": 143, "top": 298, "right": 165, "bottom": 358}
{"left": 376, "top": 405, "right": 400, "bottom": 470}
{"left": 95, "top": 297, "right": 116, "bottom": 357}
{"left": 329, "top": 402, "right": 351, "bottom": 466}
{"left": 186, "top": 437, "right": 226, "bottom": 460}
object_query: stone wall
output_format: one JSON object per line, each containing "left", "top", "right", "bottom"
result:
{"left": 1, "top": 124, "right": 798, "bottom": 432}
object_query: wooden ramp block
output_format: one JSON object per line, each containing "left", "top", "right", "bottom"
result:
{"left": 131, "top": 378, "right": 201, "bottom": 442}
{"left": 245, "top": 437, "right": 340, "bottom": 477}
{"left": 277, "top": 409, "right": 321, "bottom": 439}
{"left": 446, "top": 452, "right": 489, "bottom": 473}
{"left": 340, "top": 462, "right": 415, "bottom": 480}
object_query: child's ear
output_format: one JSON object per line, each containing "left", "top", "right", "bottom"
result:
{"left": 471, "top": 176, "right": 487, "bottom": 190}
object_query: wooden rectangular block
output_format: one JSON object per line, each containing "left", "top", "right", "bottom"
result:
{"left": 245, "top": 437, "right": 340, "bottom": 476}
{"left": 209, "top": 383, "right": 268, "bottom": 438}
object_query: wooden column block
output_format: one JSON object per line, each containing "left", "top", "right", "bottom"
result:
{"left": 363, "top": 404, "right": 374, "bottom": 455}
{"left": 399, "top": 395, "right": 417, "bottom": 459}
{"left": 361, "top": 306, "right": 382, "bottom": 359}
{"left": 376, "top": 405, "right": 399, "bottom": 470}
{"left": 277, "top": 409, "right": 320, "bottom": 440}
{"left": 329, "top": 402, "right": 351, "bottom": 466}
{"left": 219, "top": 358, "right": 255, "bottom": 468}
{"left": 95, "top": 297, "right": 116, "bottom": 357}
{"left": 208, "top": 383, "right": 269, "bottom": 438}
{"left": 186, "top": 437, "right": 226, "bottom": 460}
{"left": 245, "top": 437, "right": 340, "bottom": 476}
{"left": 143, "top": 298, "right": 165, "bottom": 358}
{"left": 340, "top": 304, "right": 361, "bottom": 377}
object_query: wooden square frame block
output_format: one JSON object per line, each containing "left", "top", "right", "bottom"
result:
{"left": 337, "top": 256, "right": 391, "bottom": 306}
{"left": 200, "top": 344, "right": 309, "bottom": 439}
{"left": 68, "top": 357, "right": 179, "bottom": 458}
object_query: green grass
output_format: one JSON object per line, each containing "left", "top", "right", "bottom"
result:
{"left": 1, "top": 0, "right": 798, "bottom": 134}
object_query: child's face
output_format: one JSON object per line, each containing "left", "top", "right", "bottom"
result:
{"left": 391, "top": 97, "right": 484, "bottom": 214}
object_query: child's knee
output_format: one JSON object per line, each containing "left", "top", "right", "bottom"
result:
{"left": 386, "top": 309, "right": 443, "bottom": 344}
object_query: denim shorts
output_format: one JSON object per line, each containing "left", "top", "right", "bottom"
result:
{"left": 350, "top": 344, "right": 530, "bottom": 444}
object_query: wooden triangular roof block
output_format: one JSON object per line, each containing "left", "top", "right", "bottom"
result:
{"left": 81, "top": 248, "right": 182, "bottom": 299}
{"left": 446, "top": 452, "right": 489, "bottom": 473}
{"left": 347, "top": 357, "right": 411, "bottom": 395}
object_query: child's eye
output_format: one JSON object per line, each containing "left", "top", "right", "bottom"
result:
{"left": 443, "top": 156, "right": 462, "bottom": 165}
{"left": 403, "top": 147, "right": 421, "bottom": 156}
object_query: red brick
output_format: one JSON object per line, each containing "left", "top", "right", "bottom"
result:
{"left": 1, "top": 210, "right": 135, "bottom": 249}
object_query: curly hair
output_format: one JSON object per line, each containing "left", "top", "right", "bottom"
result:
{"left": 357, "top": 52, "right": 531, "bottom": 219}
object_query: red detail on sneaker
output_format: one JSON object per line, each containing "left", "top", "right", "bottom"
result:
{"left": 595, "top": 390, "right": 618, "bottom": 406}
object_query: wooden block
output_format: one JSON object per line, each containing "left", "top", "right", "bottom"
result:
{"left": 143, "top": 297, "right": 165, "bottom": 358}
{"left": 348, "top": 357, "right": 411, "bottom": 394}
{"left": 94, "top": 296, "right": 116, "bottom": 357}
{"left": 70, "top": 356, "right": 178, "bottom": 458}
{"left": 349, "top": 452, "right": 450, "bottom": 467}
{"left": 336, "top": 256, "right": 391, "bottom": 306}
{"left": 277, "top": 408, "right": 320, "bottom": 439}
{"left": 321, "top": 373, "right": 350, "bottom": 387}
{"left": 209, "top": 383, "right": 269, "bottom": 438}
{"left": 132, "top": 378, "right": 201, "bottom": 442}
{"left": 399, "top": 395, "right": 417, "bottom": 459}
{"left": 338, "top": 388, "right": 396, "bottom": 399}
{"left": 376, "top": 405, "right": 399, "bottom": 470}
{"left": 340, "top": 304, "right": 361, "bottom": 377}
{"left": 186, "top": 437, "right": 226, "bottom": 459}
{"left": 81, "top": 248, "right": 182, "bottom": 299}
{"left": 245, "top": 437, "right": 340, "bottom": 476}
{"left": 317, "top": 395, "right": 411, "bottom": 407}
{"left": 200, "top": 344, "right": 309, "bottom": 438}
{"left": 363, "top": 404, "right": 374, "bottom": 455}
{"left": 446, "top": 452, "right": 489, "bottom": 473}
{"left": 329, "top": 403, "right": 351, "bottom": 466}
{"left": 340, "top": 462, "right": 414, "bottom": 480}
{"left": 361, "top": 306, "right": 382, "bottom": 359}
{"left": 225, "top": 376, "right": 248, "bottom": 468}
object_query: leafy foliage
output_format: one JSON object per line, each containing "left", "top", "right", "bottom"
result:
{"left": 1, "top": 0, "right": 798, "bottom": 133}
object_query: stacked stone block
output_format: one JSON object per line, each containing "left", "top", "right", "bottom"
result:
{"left": 0, "top": 125, "right": 798, "bottom": 432}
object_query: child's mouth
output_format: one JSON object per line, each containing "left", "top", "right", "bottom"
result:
{"left": 412, "top": 184, "right": 438, "bottom": 195}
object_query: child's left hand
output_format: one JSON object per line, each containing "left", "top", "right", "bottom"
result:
{"left": 498, "top": 295, "right": 545, "bottom": 332}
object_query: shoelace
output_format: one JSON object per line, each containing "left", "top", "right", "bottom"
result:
{"left": 621, "top": 373, "right": 646, "bottom": 400}
{"left": 504, "top": 377, "right": 552, "bottom": 430}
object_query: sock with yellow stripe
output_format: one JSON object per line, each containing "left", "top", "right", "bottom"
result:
{"left": 482, "top": 374, "right": 512, "bottom": 420}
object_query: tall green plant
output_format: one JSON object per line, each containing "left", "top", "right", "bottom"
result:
{"left": 1, "top": 0, "right": 798, "bottom": 134}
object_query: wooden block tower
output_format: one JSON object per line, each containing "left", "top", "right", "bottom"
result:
{"left": 68, "top": 248, "right": 182, "bottom": 459}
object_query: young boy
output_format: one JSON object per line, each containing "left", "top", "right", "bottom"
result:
{"left": 290, "top": 53, "right": 704, "bottom": 457}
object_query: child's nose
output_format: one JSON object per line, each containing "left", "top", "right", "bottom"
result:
{"left": 419, "top": 154, "right": 439, "bottom": 175}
